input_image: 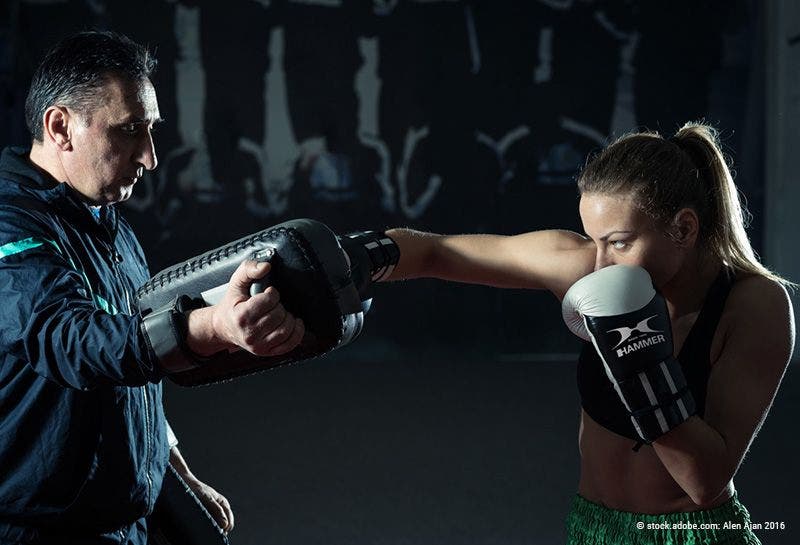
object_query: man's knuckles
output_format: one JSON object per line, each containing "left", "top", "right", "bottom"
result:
{"left": 263, "top": 319, "right": 296, "bottom": 346}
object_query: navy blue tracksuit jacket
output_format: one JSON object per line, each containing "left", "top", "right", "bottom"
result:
{"left": 0, "top": 147, "right": 170, "bottom": 544}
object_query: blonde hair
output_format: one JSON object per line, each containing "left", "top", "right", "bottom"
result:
{"left": 577, "top": 121, "right": 793, "bottom": 287}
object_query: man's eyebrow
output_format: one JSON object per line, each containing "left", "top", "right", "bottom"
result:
{"left": 119, "top": 116, "right": 165, "bottom": 125}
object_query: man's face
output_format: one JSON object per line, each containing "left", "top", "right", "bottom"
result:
{"left": 63, "top": 75, "right": 161, "bottom": 205}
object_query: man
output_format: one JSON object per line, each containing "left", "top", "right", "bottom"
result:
{"left": 0, "top": 31, "right": 305, "bottom": 543}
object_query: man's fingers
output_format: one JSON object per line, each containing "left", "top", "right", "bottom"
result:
{"left": 235, "top": 287, "right": 282, "bottom": 328}
{"left": 239, "top": 305, "right": 288, "bottom": 350}
{"left": 222, "top": 278, "right": 307, "bottom": 355}
{"left": 260, "top": 315, "right": 296, "bottom": 349}
{"left": 246, "top": 286, "right": 282, "bottom": 314}
{"left": 252, "top": 302, "right": 288, "bottom": 335}
{"left": 218, "top": 495, "right": 234, "bottom": 532}
{"left": 242, "top": 316, "right": 304, "bottom": 356}
{"left": 266, "top": 318, "right": 306, "bottom": 356}
{"left": 227, "top": 259, "right": 271, "bottom": 298}
{"left": 201, "top": 492, "right": 229, "bottom": 531}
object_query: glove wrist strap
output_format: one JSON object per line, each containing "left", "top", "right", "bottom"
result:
{"left": 631, "top": 386, "right": 696, "bottom": 443}
{"left": 341, "top": 230, "right": 400, "bottom": 282}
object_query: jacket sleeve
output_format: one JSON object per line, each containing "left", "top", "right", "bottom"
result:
{"left": 0, "top": 208, "right": 163, "bottom": 389}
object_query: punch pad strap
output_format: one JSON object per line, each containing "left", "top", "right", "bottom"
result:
{"left": 141, "top": 295, "right": 199, "bottom": 374}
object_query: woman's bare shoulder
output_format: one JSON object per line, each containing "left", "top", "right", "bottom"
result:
{"left": 713, "top": 272, "right": 794, "bottom": 366}
{"left": 726, "top": 273, "right": 792, "bottom": 318}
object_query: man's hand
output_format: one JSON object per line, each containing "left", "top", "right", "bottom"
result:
{"left": 212, "top": 259, "right": 305, "bottom": 356}
{"left": 168, "top": 446, "right": 235, "bottom": 534}
{"left": 185, "top": 477, "right": 235, "bottom": 534}
{"left": 186, "top": 259, "right": 305, "bottom": 357}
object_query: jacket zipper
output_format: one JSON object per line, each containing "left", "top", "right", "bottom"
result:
{"left": 142, "top": 384, "right": 153, "bottom": 509}
{"left": 102, "top": 210, "right": 154, "bottom": 511}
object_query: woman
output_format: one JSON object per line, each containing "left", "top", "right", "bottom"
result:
{"left": 373, "top": 122, "right": 794, "bottom": 544}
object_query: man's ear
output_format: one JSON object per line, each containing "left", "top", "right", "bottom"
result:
{"left": 670, "top": 207, "right": 700, "bottom": 247}
{"left": 42, "top": 106, "right": 72, "bottom": 151}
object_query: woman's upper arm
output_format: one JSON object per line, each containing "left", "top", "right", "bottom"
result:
{"left": 703, "top": 277, "right": 795, "bottom": 472}
{"left": 385, "top": 228, "right": 595, "bottom": 293}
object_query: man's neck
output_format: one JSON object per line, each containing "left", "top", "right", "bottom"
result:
{"left": 29, "top": 142, "right": 67, "bottom": 184}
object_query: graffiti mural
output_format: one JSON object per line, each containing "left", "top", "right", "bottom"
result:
{"left": 1, "top": 0, "right": 759, "bottom": 358}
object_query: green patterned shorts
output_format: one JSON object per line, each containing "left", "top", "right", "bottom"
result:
{"left": 566, "top": 493, "right": 761, "bottom": 545}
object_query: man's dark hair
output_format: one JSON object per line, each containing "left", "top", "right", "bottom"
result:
{"left": 24, "top": 30, "right": 157, "bottom": 142}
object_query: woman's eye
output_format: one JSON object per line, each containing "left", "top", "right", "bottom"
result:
{"left": 610, "top": 240, "right": 628, "bottom": 250}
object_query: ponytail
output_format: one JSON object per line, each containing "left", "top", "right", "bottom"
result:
{"left": 578, "top": 121, "right": 794, "bottom": 287}
{"left": 671, "top": 122, "right": 792, "bottom": 287}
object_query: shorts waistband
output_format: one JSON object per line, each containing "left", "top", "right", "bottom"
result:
{"left": 566, "top": 493, "right": 761, "bottom": 545}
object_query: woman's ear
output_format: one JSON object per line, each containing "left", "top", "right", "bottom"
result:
{"left": 670, "top": 207, "right": 700, "bottom": 247}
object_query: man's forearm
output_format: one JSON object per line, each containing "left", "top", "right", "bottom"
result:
{"left": 169, "top": 445, "right": 199, "bottom": 484}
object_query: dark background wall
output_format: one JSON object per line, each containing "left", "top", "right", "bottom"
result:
{"left": 2, "top": 1, "right": 797, "bottom": 544}
{"left": 0, "top": 0, "right": 767, "bottom": 363}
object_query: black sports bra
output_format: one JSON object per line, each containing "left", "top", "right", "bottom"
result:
{"left": 577, "top": 267, "right": 735, "bottom": 443}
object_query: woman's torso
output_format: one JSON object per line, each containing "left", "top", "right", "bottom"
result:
{"left": 576, "top": 269, "right": 736, "bottom": 513}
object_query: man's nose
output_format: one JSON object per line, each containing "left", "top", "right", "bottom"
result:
{"left": 136, "top": 130, "right": 158, "bottom": 171}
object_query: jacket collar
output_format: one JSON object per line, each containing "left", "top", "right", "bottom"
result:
{"left": 0, "top": 146, "right": 120, "bottom": 236}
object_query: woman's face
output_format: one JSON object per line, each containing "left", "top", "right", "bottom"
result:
{"left": 579, "top": 192, "right": 685, "bottom": 288}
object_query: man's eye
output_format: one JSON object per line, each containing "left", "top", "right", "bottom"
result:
{"left": 120, "top": 124, "right": 138, "bottom": 134}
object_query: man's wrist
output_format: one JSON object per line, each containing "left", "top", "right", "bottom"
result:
{"left": 185, "top": 306, "right": 228, "bottom": 357}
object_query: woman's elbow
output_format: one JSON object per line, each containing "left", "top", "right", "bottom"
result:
{"left": 687, "top": 478, "right": 732, "bottom": 508}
